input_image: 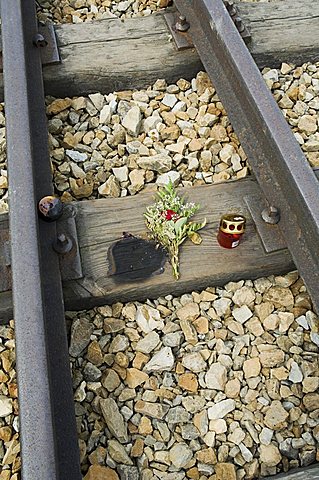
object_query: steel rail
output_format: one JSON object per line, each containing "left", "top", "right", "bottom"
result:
{"left": 174, "top": 0, "right": 319, "bottom": 312}
{"left": 1, "top": 1, "right": 81, "bottom": 478}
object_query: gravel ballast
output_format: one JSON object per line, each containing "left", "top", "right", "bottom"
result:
{"left": 0, "top": 64, "right": 318, "bottom": 479}
{"left": 0, "top": 272, "right": 319, "bottom": 479}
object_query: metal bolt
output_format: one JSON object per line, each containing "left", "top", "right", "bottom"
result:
{"left": 33, "top": 33, "right": 48, "bottom": 48}
{"left": 53, "top": 233, "right": 73, "bottom": 254}
{"left": 234, "top": 17, "right": 245, "bottom": 33}
{"left": 38, "top": 196, "right": 63, "bottom": 222}
{"left": 261, "top": 206, "right": 280, "bottom": 225}
{"left": 175, "top": 15, "right": 190, "bottom": 32}
{"left": 224, "top": 1, "right": 237, "bottom": 16}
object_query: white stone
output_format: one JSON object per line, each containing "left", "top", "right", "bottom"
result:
{"left": 219, "top": 144, "right": 235, "bottom": 163}
{"left": 232, "top": 305, "right": 253, "bottom": 324}
{"left": 310, "top": 332, "right": 319, "bottom": 347}
{"left": 143, "top": 115, "right": 162, "bottom": 133}
{"left": 263, "top": 69, "right": 279, "bottom": 83}
{"left": 289, "top": 361, "right": 303, "bottom": 383}
{"left": 208, "top": 399, "right": 236, "bottom": 420}
{"left": 136, "top": 305, "right": 164, "bottom": 333}
{"left": 239, "top": 443, "right": 253, "bottom": 462}
{"left": 99, "top": 104, "right": 112, "bottom": 123}
{"left": 112, "top": 166, "right": 129, "bottom": 182}
{"left": 144, "top": 347, "right": 175, "bottom": 372}
{"left": 259, "top": 427, "right": 274, "bottom": 446}
{"left": 172, "top": 101, "right": 187, "bottom": 113}
{"left": 213, "top": 298, "right": 232, "bottom": 317}
{"left": 203, "top": 431, "right": 216, "bottom": 447}
{"left": 232, "top": 286, "right": 256, "bottom": 306}
{"left": 89, "top": 92, "right": 105, "bottom": 111}
{"left": 205, "top": 363, "right": 227, "bottom": 391}
{"left": 209, "top": 419, "right": 227, "bottom": 434}
{"left": 156, "top": 171, "right": 181, "bottom": 186}
{"left": 162, "top": 94, "right": 178, "bottom": 108}
{"left": 229, "top": 428, "right": 245, "bottom": 445}
{"left": 182, "top": 352, "right": 207, "bottom": 372}
{"left": 122, "top": 106, "right": 142, "bottom": 136}
{"left": 0, "top": 396, "right": 13, "bottom": 417}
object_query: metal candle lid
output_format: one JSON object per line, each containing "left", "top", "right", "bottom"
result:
{"left": 219, "top": 214, "right": 246, "bottom": 234}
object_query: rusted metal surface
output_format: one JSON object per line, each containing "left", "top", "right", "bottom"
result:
{"left": 164, "top": 11, "right": 194, "bottom": 50}
{"left": 174, "top": 0, "right": 319, "bottom": 312}
{"left": 1, "top": 0, "right": 81, "bottom": 479}
{"left": 244, "top": 194, "right": 286, "bottom": 253}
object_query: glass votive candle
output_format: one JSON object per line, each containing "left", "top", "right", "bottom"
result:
{"left": 217, "top": 213, "right": 246, "bottom": 249}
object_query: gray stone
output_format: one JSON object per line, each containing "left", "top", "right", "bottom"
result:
{"left": 163, "top": 332, "right": 183, "bottom": 347}
{"left": 69, "top": 318, "right": 93, "bottom": 357}
{"left": 109, "top": 334, "right": 129, "bottom": 353}
{"left": 169, "top": 443, "right": 192, "bottom": 468}
{"left": 259, "top": 427, "right": 274, "bottom": 446}
{"left": 66, "top": 149, "right": 88, "bottom": 163}
{"left": 181, "top": 423, "right": 200, "bottom": 440}
{"left": 166, "top": 406, "right": 190, "bottom": 424}
{"left": 100, "top": 398, "right": 128, "bottom": 443}
{"left": 108, "top": 439, "right": 133, "bottom": 465}
{"left": 136, "top": 331, "right": 160, "bottom": 354}
{"left": 289, "top": 361, "right": 303, "bottom": 383}
{"left": 117, "top": 465, "right": 139, "bottom": 480}
{"left": 83, "top": 362, "right": 102, "bottom": 381}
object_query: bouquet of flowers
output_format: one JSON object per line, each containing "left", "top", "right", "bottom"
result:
{"left": 144, "top": 181, "right": 206, "bottom": 279}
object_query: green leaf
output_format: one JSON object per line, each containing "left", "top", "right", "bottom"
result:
{"left": 174, "top": 217, "right": 188, "bottom": 233}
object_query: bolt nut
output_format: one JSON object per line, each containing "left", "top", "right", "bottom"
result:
{"left": 38, "top": 196, "right": 63, "bottom": 222}
{"left": 261, "top": 206, "right": 280, "bottom": 225}
{"left": 53, "top": 233, "right": 73, "bottom": 254}
{"left": 33, "top": 33, "right": 48, "bottom": 48}
{"left": 175, "top": 15, "right": 190, "bottom": 32}
{"left": 234, "top": 17, "right": 245, "bottom": 32}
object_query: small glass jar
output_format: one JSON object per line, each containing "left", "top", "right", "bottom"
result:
{"left": 217, "top": 214, "right": 246, "bottom": 249}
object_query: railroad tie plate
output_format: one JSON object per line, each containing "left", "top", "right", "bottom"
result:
{"left": 0, "top": 206, "right": 82, "bottom": 293}
{"left": 164, "top": 11, "right": 194, "bottom": 50}
{"left": 244, "top": 194, "right": 287, "bottom": 253}
{"left": 0, "top": 24, "right": 60, "bottom": 71}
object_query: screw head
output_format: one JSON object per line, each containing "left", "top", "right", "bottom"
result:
{"left": 38, "top": 196, "right": 63, "bottom": 222}
{"left": 261, "top": 206, "right": 280, "bottom": 224}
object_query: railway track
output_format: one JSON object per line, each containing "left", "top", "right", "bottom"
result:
{"left": 0, "top": 0, "right": 318, "bottom": 479}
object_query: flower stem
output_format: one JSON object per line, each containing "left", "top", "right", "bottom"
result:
{"left": 171, "top": 244, "right": 180, "bottom": 280}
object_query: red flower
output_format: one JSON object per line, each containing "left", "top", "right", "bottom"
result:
{"left": 162, "top": 209, "right": 179, "bottom": 221}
